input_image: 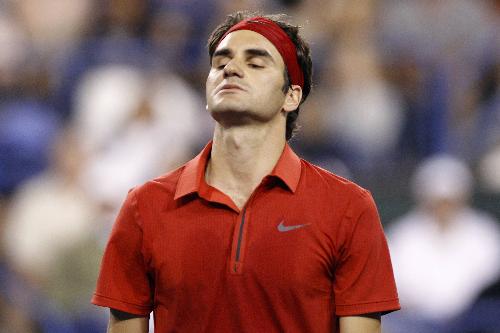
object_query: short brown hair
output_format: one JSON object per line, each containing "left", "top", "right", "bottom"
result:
{"left": 207, "top": 12, "right": 313, "bottom": 141}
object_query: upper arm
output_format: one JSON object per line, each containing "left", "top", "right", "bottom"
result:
{"left": 339, "top": 313, "right": 381, "bottom": 333}
{"left": 334, "top": 191, "right": 400, "bottom": 315}
{"left": 108, "top": 309, "right": 149, "bottom": 333}
{"left": 92, "top": 189, "right": 154, "bottom": 315}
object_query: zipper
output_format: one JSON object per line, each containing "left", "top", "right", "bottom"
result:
{"left": 235, "top": 207, "right": 247, "bottom": 262}
{"left": 231, "top": 207, "right": 248, "bottom": 274}
{"left": 229, "top": 181, "right": 264, "bottom": 274}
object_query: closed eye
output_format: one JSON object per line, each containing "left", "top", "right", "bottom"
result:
{"left": 214, "top": 60, "right": 229, "bottom": 70}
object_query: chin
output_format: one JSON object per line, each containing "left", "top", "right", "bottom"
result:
{"left": 209, "top": 107, "right": 252, "bottom": 125}
{"left": 210, "top": 108, "right": 276, "bottom": 128}
{"left": 209, "top": 97, "right": 249, "bottom": 112}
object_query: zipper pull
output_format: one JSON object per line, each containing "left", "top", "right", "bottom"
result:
{"left": 232, "top": 262, "right": 243, "bottom": 274}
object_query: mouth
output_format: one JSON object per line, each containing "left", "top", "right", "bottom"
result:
{"left": 217, "top": 83, "right": 245, "bottom": 93}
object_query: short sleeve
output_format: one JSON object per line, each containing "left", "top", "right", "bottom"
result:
{"left": 92, "top": 189, "right": 153, "bottom": 316}
{"left": 334, "top": 190, "right": 400, "bottom": 316}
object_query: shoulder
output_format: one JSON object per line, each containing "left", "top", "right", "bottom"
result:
{"left": 130, "top": 165, "right": 186, "bottom": 209}
{"left": 299, "top": 159, "right": 371, "bottom": 204}
{"left": 297, "top": 160, "right": 377, "bottom": 235}
{"left": 459, "top": 208, "right": 500, "bottom": 242}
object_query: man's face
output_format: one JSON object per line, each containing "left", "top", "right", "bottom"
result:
{"left": 206, "top": 30, "right": 289, "bottom": 125}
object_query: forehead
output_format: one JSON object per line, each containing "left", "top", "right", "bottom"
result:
{"left": 216, "top": 30, "right": 285, "bottom": 66}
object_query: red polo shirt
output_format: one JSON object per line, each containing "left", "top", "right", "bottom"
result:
{"left": 92, "top": 142, "right": 400, "bottom": 332}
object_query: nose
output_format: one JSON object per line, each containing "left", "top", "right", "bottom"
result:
{"left": 223, "top": 59, "right": 243, "bottom": 78}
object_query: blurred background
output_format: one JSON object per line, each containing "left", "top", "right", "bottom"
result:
{"left": 0, "top": 0, "right": 499, "bottom": 332}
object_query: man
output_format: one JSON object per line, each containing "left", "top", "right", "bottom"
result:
{"left": 92, "top": 12, "right": 400, "bottom": 332}
{"left": 386, "top": 155, "right": 500, "bottom": 332}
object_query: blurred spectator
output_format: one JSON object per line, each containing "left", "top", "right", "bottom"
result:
{"left": 4, "top": 129, "right": 96, "bottom": 281}
{"left": 53, "top": 0, "right": 155, "bottom": 121}
{"left": 386, "top": 155, "right": 500, "bottom": 332}
{"left": 320, "top": 45, "right": 403, "bottom": 171}
{"left": 14, "top": 0, "right": 94, "bottom": 58}
{"left": 73, "top": 64, "right": 210, "bottom": 211}
{"left": 2, "top": 130, "right": 105, "bottom": 331}
{"left": 0, "top": 196, "right": 41, "bottom": 332}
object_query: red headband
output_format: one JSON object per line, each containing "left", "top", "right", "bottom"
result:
{"left": 218, "top": 17, "right": 304, "bottom": 88}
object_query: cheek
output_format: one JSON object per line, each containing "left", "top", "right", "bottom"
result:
{"left": 206, "top": 69, "right": 221, "bottom": 85}
{"left": 261, "top": 74, "right": 286, "bottom": 99}
{"left": 264, "top": 71, "right": 286, "bottom": 92}
{"left": 206, "top": 72, "right": 218, "bottom": 95}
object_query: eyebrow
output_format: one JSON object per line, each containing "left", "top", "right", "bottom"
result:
{"left": 245, "top": 48, "right": 275, "bottom": 63}
{"left": 213, "top": 48, "right": 232, "bottom": 59}
{"left": 212, "top": 47, "right": 275, "bottom": 63}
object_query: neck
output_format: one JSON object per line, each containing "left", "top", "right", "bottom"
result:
{"left": 206, "top": 122, "right": 286, "bottom": 209}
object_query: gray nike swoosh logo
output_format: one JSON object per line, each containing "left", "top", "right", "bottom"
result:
{"left": 277, "top": 221, "right": 311, "bottom": 232}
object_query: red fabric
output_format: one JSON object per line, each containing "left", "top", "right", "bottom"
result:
{"left": 92, "top": 142, "right": 400, "bottom": 332}
{"left": 218, "top": 17, "right": 305, "bottom": 88}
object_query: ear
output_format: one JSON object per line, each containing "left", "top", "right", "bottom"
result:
{"left": 282, "top": 85, "right": 302, "bottom": 113}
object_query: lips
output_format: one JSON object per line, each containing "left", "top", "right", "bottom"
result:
{"left": 217, "top": 83, "right": 245, "bottom": 93}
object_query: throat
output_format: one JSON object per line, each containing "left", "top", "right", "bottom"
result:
{"left": 223, "top": 188, "right": 254, "bottom": 210}
{"left": 205, "top": 128, "right": 286, "bottom": 209}
{"left": 205, "top": 161, "right": 261, "bottom": 210}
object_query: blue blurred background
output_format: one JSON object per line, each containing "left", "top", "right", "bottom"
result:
{"left": 0, "top": 0, "right": 499, "bottom": 332}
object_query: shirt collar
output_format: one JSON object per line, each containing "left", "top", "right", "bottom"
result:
{"left": 269, "top": 142, "right": 302, "bottom": 192}
{"left": 174, "top": 141, "right": 302, "bottom": 200}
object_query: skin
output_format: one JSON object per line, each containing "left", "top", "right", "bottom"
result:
{"left": 340, "top": 314, "right": 381, "bottom": 333}
{"left": 107, "top": 29, "right": 382, "bottom": 333}
{"left": 107, "top": 310, "right": 148, "bottom": 333}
